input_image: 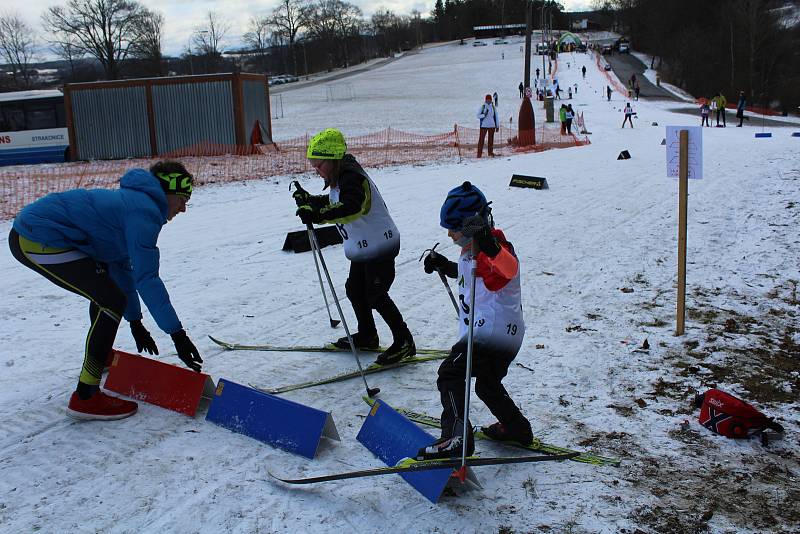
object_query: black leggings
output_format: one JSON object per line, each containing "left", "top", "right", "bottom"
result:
{"left": 437, "top": 341, "right": 524, "bottom": 438}
{"left": 345, "top": 257, "right": 408, "bottom": 341}
{"left": 8, "top": 229, "right": 126, "bottom": 388}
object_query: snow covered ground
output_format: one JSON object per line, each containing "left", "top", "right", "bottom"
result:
{"left": 0, "top": 41, "right": 798, "bottom": 534}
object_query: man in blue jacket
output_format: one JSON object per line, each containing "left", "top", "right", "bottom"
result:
{"left": 8, "top": 160, "right": 202, "bottom": 420}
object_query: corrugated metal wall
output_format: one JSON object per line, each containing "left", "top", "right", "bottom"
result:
{"left": 153, "top": 80, "right": 236, "bottom": 153}
{"left": 71, "top": 86, "right": 150, "bottom": 160}
{"left": 242, "top": 80, "right": 271, "bottom": 143}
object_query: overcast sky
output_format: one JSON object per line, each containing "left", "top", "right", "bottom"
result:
{"left": 17, "top": 0, "right": 593, "bottom": 58}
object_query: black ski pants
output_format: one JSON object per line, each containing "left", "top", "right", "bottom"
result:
{"left": 345, "top": 257, "right": 408, "bottom": 342}
{"left": 437, "top": 340, "right": 524, "bottom": 439}
{"left": 8, "top": 229, "right": 126, "bottom": 389}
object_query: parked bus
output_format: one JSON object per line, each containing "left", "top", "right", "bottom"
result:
{"left": 0, "top": 90, "right": 69, "bottom": 166}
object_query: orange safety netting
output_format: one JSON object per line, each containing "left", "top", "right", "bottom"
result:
{"left": 0, "top": 123, "right": 588, "bottom": 220}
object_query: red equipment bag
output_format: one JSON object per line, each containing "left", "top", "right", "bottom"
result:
{"left": 695, "top": 388, "right": 784, "bottom": 440}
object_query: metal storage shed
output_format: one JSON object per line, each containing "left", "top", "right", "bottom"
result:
{"left": 64, "top": 73, "right": 271, "bottom": 160}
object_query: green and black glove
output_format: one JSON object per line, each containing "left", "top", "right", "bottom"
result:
{"left": 292, "top": 183, "right": 310, "bottom": 207}
{"left": 296, "top": 204, "right": 321, "bottom": 225}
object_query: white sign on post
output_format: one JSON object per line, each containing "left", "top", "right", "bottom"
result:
{"left": 666, "top": 126, "right": 703, "bottom": 179}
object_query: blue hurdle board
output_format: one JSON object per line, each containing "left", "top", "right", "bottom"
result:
{"left": 206, "top": 379, "right": 339, "bottom": 459}
{"left": 755, "top": 132, "right": 772, "bottom": 138}
{"left": 357, "top": 398, "right": 480, "bottom": 503}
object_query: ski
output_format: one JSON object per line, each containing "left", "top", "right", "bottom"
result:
{"left": 250, "top": 354, "right": 446, "bottom": 395}
{"left": 209, "top": 335, "right": 448, "bottom": 357}
{"left": 270, "top": 452, "right": 579, "bottom": 484}
{"left": 363, "top": 397, "right": 621, "bottom": 467}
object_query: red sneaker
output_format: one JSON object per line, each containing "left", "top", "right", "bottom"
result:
{"left": 67, "top": 390, "right": 138, "bottom": 420}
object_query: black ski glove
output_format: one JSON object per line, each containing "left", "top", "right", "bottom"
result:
{"left": 424, "top": 251, "right": 450, "bottom": 274}
{"left": 130, "top": 320, "right": 159, "bottom": 355}
{"left": 171, "top": 330, "right": 203, "bottom": 372}
{"left": 292, "top": 183, "right": 310, "bottom": 207}
{"left": 461, "top": 214, "right": 500, "bottom": 257}
{"left": 296, "top": 204, "right": 321, "bottom": 225}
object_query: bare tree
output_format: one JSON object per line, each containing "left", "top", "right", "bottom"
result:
{"left": 243, "top": 15, "right": 271, "bottom": 55}
{"left": 193, "top": 11, "right": 230, "bottom": 56}
{"left": 268, "top": 0, "right": 307, "bottom": 75}
{"left": 129, "top": 9, "right": 163, "bottom": 70}
{"left": 51, "top": 36, "right": 81, "bottom": 80}
{"left": 42, "top": 0, "right": 150, "bottom": 80}
{"left": 0, "top": 12, "right": 38, "bottom": 89}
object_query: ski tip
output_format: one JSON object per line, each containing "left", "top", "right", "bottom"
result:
{"left": 330, "top": 320, "right": 341, "bottom": 328}
{"left": 207, "top": 335, "right": 233, "bottom": 349}
{"left": 367, "top": 387, "right": 381, "bottom": 398}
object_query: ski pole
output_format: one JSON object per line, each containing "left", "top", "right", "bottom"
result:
{"left": 458, "top": 237, "right": 479, "bottom": 482}
{"left": 306, "top": 222, "right": 380, "bottom": 398}
{"left": 292, "top": 181, "right": 340, "bottom": 328}
{"left": 308, "top": 227, "right": 341, "bottom": 328}
{"left": 419, "top": 243, "right": 459, "bottom": 316}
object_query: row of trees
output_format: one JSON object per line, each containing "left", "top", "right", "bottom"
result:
{"left": 0, "top": 0, "right": 439, "bottom": 88}
{"left": 598, "top": 0, "right": 799, "bottom": 113}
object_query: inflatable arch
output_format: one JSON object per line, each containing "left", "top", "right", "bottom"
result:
{"left": 556, "top": 32, "right": 583, "bottom": 52}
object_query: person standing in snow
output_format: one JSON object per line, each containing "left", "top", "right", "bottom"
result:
{"left": 493, "top": 91, "right": 499, "bottom": 108}
{"left": 713, "top": 92, "right": 727, "bottom": 127}
{"left": 559, "top": 104, "right": 567, "bottom": 135}
{"left": 622, "top": 102, "right": 635, "bottom": 128}
{"left": 582, "top": 65, "right": 586, "bottom": 78}
{"left": 293, "top": 128, "right": 415, "bottom": 365}
{"left": 700, "top": 99, "right": 711, "bottom": 127}
{"left": 565, "top": 104, "right": 575, "bottom": 134}
{"left": 417, "top": 182, "right": 532, "bottom": 459}
{"left": 8, "top": 161, "right": 203, "bottom": 420}
{"left": 607, "top": 85, "right": 612, "bottom": 102}
{"left": 736, "top": 91, "right": 746, "bottom": 127}
{"left": 476, "top": 94, "right": 499, "bottom": 158}
{"left": 518, "top": 81, "right": 524, "bottom": 98}
{"left": 634, "top": 82, "right": 640, "bottom": 101}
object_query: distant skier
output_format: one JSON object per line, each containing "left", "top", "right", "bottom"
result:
{"left": 476, "top": 94, "right": 499, "bottom": 157}
{"left": 607, "top": 85, "right": 612, "bottom": 101}
{"left": 736, "top": 91, "right": 746, "bottom": 127}
{"left": 566, "top": 104, "right": 575, "bottom": 134}
{"left": 582, "top": 65, "right": 586, "bottom": 78}
{"left": 713, "top": 92, "right": 727, "bottom": 127}
{"left": 535, "top": 67, "right": 540, "bottom": 79}
{"left": 417, "top": 182, "right": 532, "bottom": 460}
{"left": 8, "top": 161, "right": 203, "bottom": 420}
{"left": 518, "top": 81, "right": 524, "bottom": 98}
{"left": 622, "top": 102, "right": 635, "bottom": 128}
{"left": 493, "top": 91, "right": 499, "bottom": 108}
{"left": 700, "top": 99, "right": 711, "bottom": 127}
{"left": 294, "top": 128, "right": 416, "bottom": 365}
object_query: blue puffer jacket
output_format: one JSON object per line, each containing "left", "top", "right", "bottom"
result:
{"left": 12, "top": 168, "right": 182, "bottom": 334}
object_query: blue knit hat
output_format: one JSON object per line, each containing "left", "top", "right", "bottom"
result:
{"left": 439, "top": 181, "right": 488, "bottom": 230}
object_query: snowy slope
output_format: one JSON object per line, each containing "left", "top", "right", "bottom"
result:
{"left": 0, "top": 42, "right": 798, "bottom": 534}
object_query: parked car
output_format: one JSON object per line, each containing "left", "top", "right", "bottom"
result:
{"left": 493, "top": 39, "right": 510, "bottom": 45}
{"left": 618, "top": 43, "right": 630, "bottom": 53}
{"left": 473, "top": 40, "right": 487, "bottom": 47}
{"left": 601, "top": 45, "right": 613, "bottom": 55}
{"left": 604, "top": 64, "right": 612, "bottom": 71}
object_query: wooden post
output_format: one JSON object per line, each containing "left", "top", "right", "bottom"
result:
{"left": 676, "top": 129, "right": 689, "bottom": 335}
